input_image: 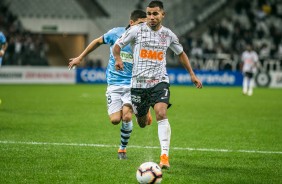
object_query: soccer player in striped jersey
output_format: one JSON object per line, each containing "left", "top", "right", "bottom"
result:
{"left": 68, "top": 10, "right": 147, "bottom": 160}
{"left": 0, "top": 32, "right": 7, "bottom": 67}
{"left": 113, "top": 1, "right": 202, "bottom": 168}
{"left": 241, "top": 44, "right": 258, "bottom": 96}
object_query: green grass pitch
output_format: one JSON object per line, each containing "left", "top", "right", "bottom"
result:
{"left": 0, "top": 84, "right": 281, "bottom": 183}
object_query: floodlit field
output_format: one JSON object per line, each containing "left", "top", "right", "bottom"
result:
{"left": 0, "top": 84, "right": 281, "bottom": 183}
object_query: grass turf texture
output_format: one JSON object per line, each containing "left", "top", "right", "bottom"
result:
{"left": 0, "top": 84, "right": 281, "bottom": 183}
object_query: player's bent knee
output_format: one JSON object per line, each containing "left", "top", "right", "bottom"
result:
{"left": 155, "top": 111, "right": 167, "bottom": 121}
{"left": 138, "top": 122, "right": 146, "bottom": 128}
{"left": 137, "top": 119, "right": 146, "bottom": 128}
{"left": 110, "top": 117, "right": 121, "bottom": 125}
{"left": 154, "top": 104, "right": 168, "bottom": 121}
{"left": 122, "top": 114, "right": 132, "bottom": 123}
{"left": 136, "top": 117, "right": 146, "bottom": 128}
{"left": 123, "top": 116, "right": 131, "bottom": 123}
{"left": 109, "top": 112, "right": 122, "bottom": 125}
{"left": 111, "top": 120, "right": 120, "bottom": 125}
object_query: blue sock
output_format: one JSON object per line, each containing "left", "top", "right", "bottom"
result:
{"left": 119, "top": 121, "right": 133, "bottom": 150}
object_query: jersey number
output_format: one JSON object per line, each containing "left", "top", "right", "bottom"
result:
{"left": 107, "top": 95, "right": 112, "bottom": 104}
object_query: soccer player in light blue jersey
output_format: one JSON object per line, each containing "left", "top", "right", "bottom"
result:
{"left": 0, "top": 32, "right": 7, "bottom": 67}
{"left": 68, "top": 10, "right": 147, "bottom": 159}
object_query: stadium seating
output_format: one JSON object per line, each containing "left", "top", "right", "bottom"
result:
{"left": 4, "top": 0, "right": 87, "bottom": 19}
{"left": 1, "top": 0, "right": 281, "bottom": 69}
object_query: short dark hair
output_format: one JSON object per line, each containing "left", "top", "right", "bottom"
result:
{"left": 147, "top": 1, "right": 164, "bottom": 10}
{"left": 130, "top": 10, "right": 146, "bottom": 21}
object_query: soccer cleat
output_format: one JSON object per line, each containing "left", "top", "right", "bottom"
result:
{"left": 118, "top": 149, "right": 127, "bottom": 160}
{"left": 247, "top": 91, "right": 253, "bottom": 96}
{"left": 159, "top": 154, "right": 170, "bottom": 169}
{"left": 147, "top": 110, "right": 152, "bottom": 125}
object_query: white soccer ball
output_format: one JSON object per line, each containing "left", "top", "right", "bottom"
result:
{"left": 136, "top": 162, "right": 162, "bottom": 184}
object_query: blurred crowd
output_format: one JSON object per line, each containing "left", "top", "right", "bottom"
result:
{"left": 1, "top": 0, "right": 282, "bottom": 68}
{"left": 180, "top": 0, "right": 282, "bottom": 62}
{"left": 0, "top": 2, "right": 48, "bottom": 66}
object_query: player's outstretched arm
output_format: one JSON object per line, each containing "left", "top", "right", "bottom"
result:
{"left": 68, "top": 36, "right": 103, "bottom": 69}
{"left": 113, "top": 44, "right": 124, "bottom": 71}
{"left": 178, "top": 52, "right": 203, "bottom": 89}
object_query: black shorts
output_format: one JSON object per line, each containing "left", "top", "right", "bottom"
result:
{"left": 131, "top": 82, "right": 172, "bottom": 117}
{"left": 244, "top": 72, "right": 254, "bottom": 78}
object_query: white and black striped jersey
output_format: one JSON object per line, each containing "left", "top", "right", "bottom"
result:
{"left": 115, "top": 23, "right": 183, "bottom": 88}
{"left": 241, "top": 50, "right": 258, "bottom": 73}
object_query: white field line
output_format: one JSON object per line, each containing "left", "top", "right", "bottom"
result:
{"left": 0, "top": 140, "right": 282, "bottom": 155}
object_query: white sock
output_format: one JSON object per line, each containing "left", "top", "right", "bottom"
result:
{"left": 158, "top": 119, "right": 171, "bottom": 156}
{"left": 248, "top": 78, "right": 254, "bottom": 96}
{"left": 243, "top": 76, "right": 248, "bottom": 94}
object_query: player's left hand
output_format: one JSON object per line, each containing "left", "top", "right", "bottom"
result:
{"left": 191, "top": 75, "right": 203, "bottom": 89}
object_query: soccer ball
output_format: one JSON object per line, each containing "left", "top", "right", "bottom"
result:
{"left": 136, "top": 162, "right": 162, "bottom": 184}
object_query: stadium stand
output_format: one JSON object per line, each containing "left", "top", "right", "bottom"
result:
{"left": 94, "top": 0, "right": 180, "bottom": 32}
{"left": 167, "top": 0, "right": 282, "bottom": 70}
{"left": 5, "top": 0, "right": 87, "bottom": 19}
{"left": 163, "top": 0, "right": 227, "bottom": 35}
{"left": 1, "top": 0, "right": 281, "bottom": 70}
{"left": 198, "top": 0, "right": 282, "bottom": 58}
{"left": 0, "top": 0, "right": 49, "bottom": 66}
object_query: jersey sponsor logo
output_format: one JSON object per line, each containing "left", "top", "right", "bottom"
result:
{"left": 142, "top": 42, "right": 149, "bottom": 47}
{"left": 136, "top": 76, "right": 159, "bottom": 84}
{"left": 131, "top": 95, "right": 141, "bottom": 103}
{"left": 141, "top": 27, "right": 149, "bottom": 32}
{"left": 141, "top": 42, "right": 166, "bottom": 50}
{"left": 139, "top": 49, "right": 163, "bottom": 61}
{"left": 120, "top": 51, "right": 133, "bottom": 63}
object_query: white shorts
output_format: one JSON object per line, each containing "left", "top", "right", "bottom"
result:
{"left": 106, "top": 85, "right": 132, "bottom": 115}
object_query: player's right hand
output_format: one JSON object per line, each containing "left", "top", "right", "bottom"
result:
{"left": 115, "top": 59, "right": 124, "bottom": 71}
{"left": 68, "top": 57, "right": 81, "bottom": 70}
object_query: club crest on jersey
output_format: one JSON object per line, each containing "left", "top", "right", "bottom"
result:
{"left": 159, "top": 32, "right": 167, "bottom": 44}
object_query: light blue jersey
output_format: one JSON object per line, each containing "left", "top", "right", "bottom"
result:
{"left": 103, "top": 27, "right": 133, "bottom": 86}
{"left": 0, "top": 32, "right": 7, "bottom": 65}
